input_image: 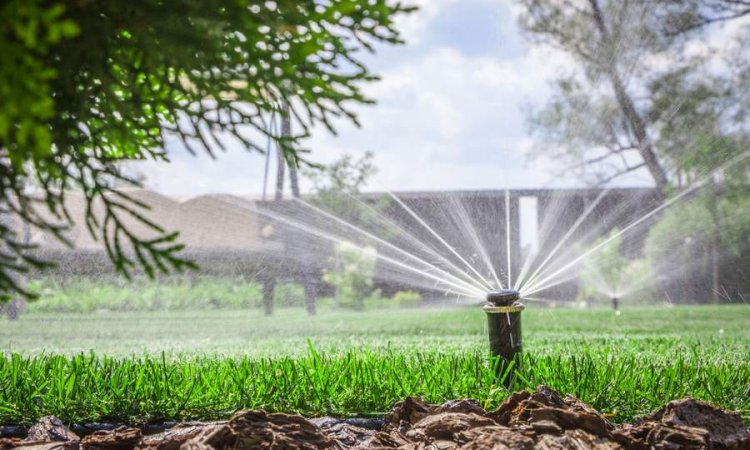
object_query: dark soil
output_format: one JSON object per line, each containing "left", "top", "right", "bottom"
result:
{"left": 1, "top": 386, "right": 748, "bottom": 449}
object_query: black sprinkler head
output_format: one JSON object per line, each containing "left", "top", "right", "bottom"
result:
{"left": 486, "top": 289, "right": 520, "bottom": 306}
{"left": 484, "top": 288, "right": 524, "bottom": 386}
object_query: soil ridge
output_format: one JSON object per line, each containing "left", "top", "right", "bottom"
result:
{"left": 1, "top": 386, "right": 747, "bottom": 450}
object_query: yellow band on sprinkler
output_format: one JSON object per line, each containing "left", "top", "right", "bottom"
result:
{"left": 483, "top": 303, "right": 525, "bottom": 314}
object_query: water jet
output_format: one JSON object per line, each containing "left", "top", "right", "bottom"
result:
{"left": 484, "top": 289, "right": 524, "bottom": 382}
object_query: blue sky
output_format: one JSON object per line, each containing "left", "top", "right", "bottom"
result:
{"left": 137, "top": 0, "right": 620, "bottom": 197}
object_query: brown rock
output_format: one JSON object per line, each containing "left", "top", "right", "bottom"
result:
{"left": 24, "top": 418, "right": 78, "bottom": 443}
{"left": 616, "top": 423, "right": 710, "bottom": 449}
{"left": 488, "top": 386, "right": 612, "bottom": 440}
{"left": 0, "top": 438, "right": 22, "bottom": 450}
{"left": 528, "top": 406, "right": 610, "bottom": 437}
{"left": 6, "top": 443, "right": 79, "bottom": 450}
{"left": 81, "top": 427, "right": 142, "bottom": 450}
{"left": 535, "top": 429, "right": 622, "bottom": 450}
{"left": 489, "top": 391, "right": 531, "bottom": 426}
{"left": 352, "top": 430, "right": 411, "bottom": 449}
{"left": 183, "top": 410, "right": 335, "bottom": 450}
{"left": 316, "top": 422, "right": 377, "bottom": 448}
{"left": 382, "top": 398, "right": 488, "bottom": 437}
{"left": 613, "top": 397, "right": 750, "bottom": 450}
{"left": 382, "top": 398, "right": 435, "bottom": 433}
{"left": 137, "top": 424, "right": 222, "bottom": 450}
{"left": 456, "top": 426, "right": 534, "bottom": 450}
{"left": 649, "top": 398, "right": 750, "bottom": 449}
{"left": 176, "top": 442, "right": 212, "bottom": 450}
{"left": 403, "top": 441, "right": 459, "bottom": 449}
{"left": 405, "top": 413, "right": 497, "bottom": 443}
{"left": 183, "top": 423, "right": 234, "bottom": 450}
{"left": 436, "top": 401, "right": 486, "bottom": 417}
{"left": 530, "top": 420, "right": 563, "bottom": 435}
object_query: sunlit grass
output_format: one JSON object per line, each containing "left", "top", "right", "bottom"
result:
{"left": 1, "top": 305, "right": 748, "bottom": 424}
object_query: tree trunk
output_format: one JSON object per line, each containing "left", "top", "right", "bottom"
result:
{"left": 707, "top": 178, "right": 722, "bottom": 303}
{"left": 304, "top": 278, "right": 317, "bottom": 315}
{"left": 274, "top": 128, "right": 285, "bottom": 200}
{"left": 262, "top": 276, "right": 275, "bottom": 316}
{"left": 588, "top": 0, "right": 670, "bottom": 195}
{"left": 283, "top": 101, "right": 300, "bottom": 198}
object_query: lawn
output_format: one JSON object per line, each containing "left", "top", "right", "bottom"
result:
{"left": 1, "top": 305, "right": 748, "bottom": 425}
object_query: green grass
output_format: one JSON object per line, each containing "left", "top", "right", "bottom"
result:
{"left": 1, "top": 305, "right": 748, "bottom": 425}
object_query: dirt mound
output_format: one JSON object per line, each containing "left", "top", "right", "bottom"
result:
{"left": 1, "top": 386, "right": 747, "bottom": 450}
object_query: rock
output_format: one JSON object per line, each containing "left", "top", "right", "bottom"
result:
{"left": 493, "top": 387, "right": 606, "bottom": 425}
{"left": 3, "top": 443, "right": 78, "bottom": 450}
{"left": 24, "top": 418, "right": 78, "bottom": 443}
{"left": 530, "top": 420, "right": 562, "bottom": 435}
{"left": 0, "top": 439, "right": 22, "bottom": 450}
{"left": 81, "top": 427, "right": 142, "bottom": 450}
{"left": 456, "top": 426, "right": 535, "bottom": 449}
{"left": 137, "top": 424, "right": 222, "bottom": 450}
{"left": 176, "top": 443, "right": 212, "bottom": 450}
{"left": 382, "top": 397, "right": 435, "bottom": 433}
{"left": 535, "top": 429, "right": 622, "bottom": 450}
{"left": 351, "top": 429, "right": 409, "bottom": 449}
{"left": 614, "top": 397, "right": 750, "bottom": 450}
{"left": 316, "top": 422, "right": 377, "bottom": 448}
{"left": 183, "top": 410, "right": 335, "bottom": 450}
{"left": 650, "top": 398, "right": 750, "bottom": 449}
{"left": 527, "top": 406, "right": 610, "bottom": 437}
{"left": 436, "top": 401, "right": 486, "bottom": 417}
{"left": 382, "top": 397, "right": 488, "bottom": 437}
{"left": 405, "top": 413, "right": 497, "bottom": 443}
{"left": 489, "top": 391, "right": 531, "bottom": 426}
{"left": 310, "top": 418, "right": 383, "bottom": 431}
{"left": 488, "top": 386, "right": 611, "bottom": 439}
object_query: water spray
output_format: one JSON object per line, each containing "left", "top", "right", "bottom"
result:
{"left": 484, "top": 289, "right": 524, "bottom": 383}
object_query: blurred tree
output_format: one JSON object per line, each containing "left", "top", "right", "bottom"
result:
{"left": 0, "top": 0, "right": 413, "bottom": 300}
{"left": 519, "top": 0, "right": 673, "bottom": 190}
{"left": 304, "top": 151, "right": 378, "bottom": 214}
{"left": 659, "top": 1, "right": 750, "bottom": 35}
{"left": 648, "top": 60, "right": 750, "bottom": 301}
{"left": 519, "top": 0, "right": 750, "bottom": 302}
{"left": 518, "top": 0, "right": 749, "bottom": 191}
{"left": 644, "top": 197, "right": 750, "bottom": 303}
{"left": 304, "top": 151, "right": 384, "bottom": 307}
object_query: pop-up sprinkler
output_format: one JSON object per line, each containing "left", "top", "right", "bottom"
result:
{"left": 484, "top": 289, "right": 524, "bottom": 382}
{"left": 611, "top": 297, "right": 619, "bottom": 311}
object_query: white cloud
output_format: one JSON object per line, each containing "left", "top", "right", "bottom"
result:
{"left": 394, "top": 0, "right": 462, "bottom": 45}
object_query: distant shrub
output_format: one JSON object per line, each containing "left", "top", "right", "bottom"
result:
{"left": 26, "top": 277, "right": 264, "bottom": 313}
{"left": 392, "top": 290, "right": 421, "bottom": 308}
{"left": 575, "top": 227, "right": 666, "bottom": 306}
{"left": 323, "top": 242, "right": 377, "bottom": 310}
{"left": 273, "top": 283, "right": 306, "bottom": 308}
{"left": 645, "top": 196, "right": 750, "bottom": 302}
{"left": 577, "top": 229, "right": 628, "bottom": 305}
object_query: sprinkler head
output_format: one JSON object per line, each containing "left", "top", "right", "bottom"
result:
{"left": 483, "top": 289, "right": 524, "bottom": 386}
{"left": 486, "top": 289, "right": 520, "bottom": 306}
